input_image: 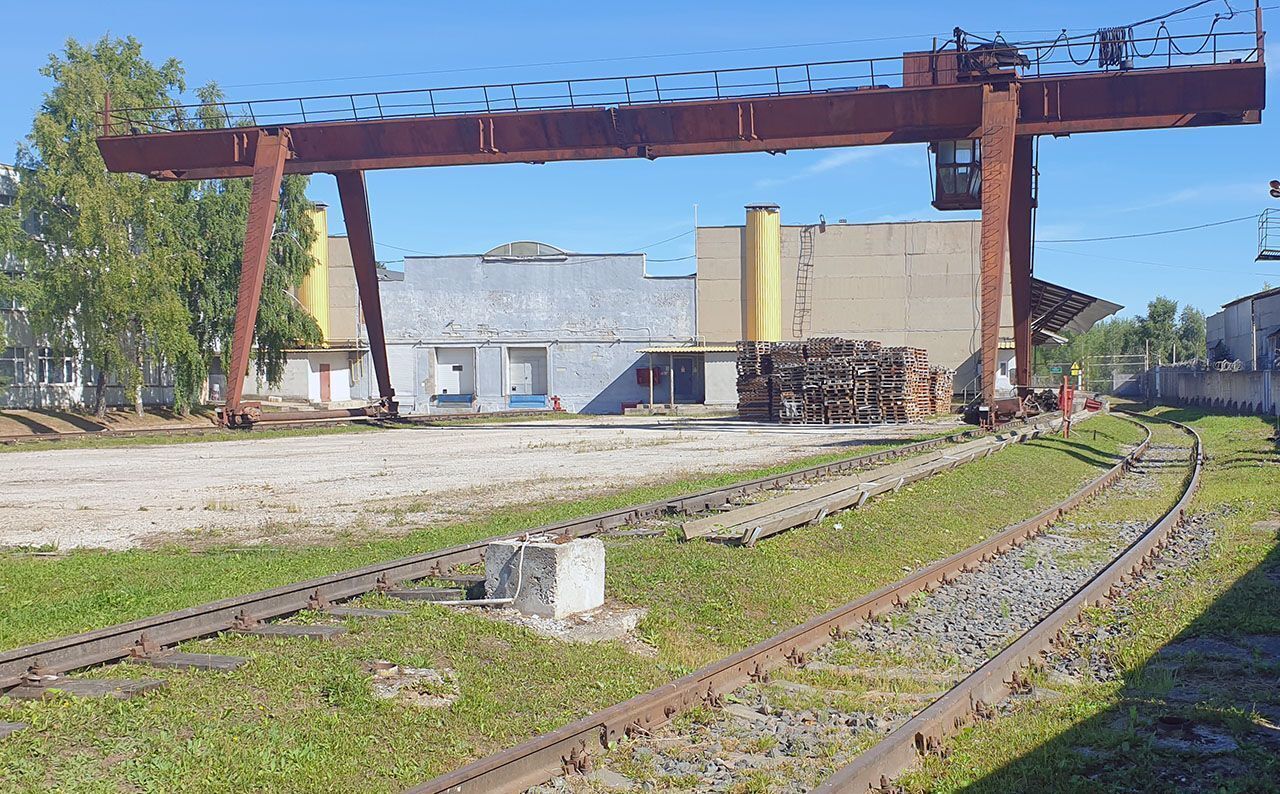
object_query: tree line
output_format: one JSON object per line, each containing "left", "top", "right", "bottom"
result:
{"left": 0, "top": 36, "right": 322, "bottom": 415}
{"left": 1034, "top": 296, "right": 1207, "bottom": 387}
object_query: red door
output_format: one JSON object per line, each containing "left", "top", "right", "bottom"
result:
{"left": 319, "top": 363, "right": 331, "bottom": 403}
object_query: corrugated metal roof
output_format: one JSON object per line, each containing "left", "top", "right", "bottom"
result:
{"left": 1031, "top": 277, "right": 1122, "bottom": 343}
{"left": 639, "top": 344, "right": 737, "bottom": 354}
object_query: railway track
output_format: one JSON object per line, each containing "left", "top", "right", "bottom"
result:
{"left": 0, "top": 415, "right": 1040, "bottom": 694}
{"left": 410, "top": 411, "right": 1200, "bottom": 793}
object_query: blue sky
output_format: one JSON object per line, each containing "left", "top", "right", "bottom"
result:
{"left": 2, "top": 1, "right": 1277, "bottom": 319}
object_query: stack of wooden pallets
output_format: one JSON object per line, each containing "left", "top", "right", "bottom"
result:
{"left": 736, "top": 337, "right": 936, "bottom": 425}
{"left": 773, "top": 364, "right": 806, "bottom": 424}
{"left": 929, "top": 367, "right": 955, "bottom": 415}
{"left": 736, "top": 341, "right": 774, "bottom": 421}
{"left": 876, "top": 346, "right": 931, "bottom": 423}
{"left": 821, "top": 357, "right": 856, "bottom": 423}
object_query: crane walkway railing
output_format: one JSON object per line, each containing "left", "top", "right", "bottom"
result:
{"left": 101, "top": 20, "right": 1262, "bottom": 136}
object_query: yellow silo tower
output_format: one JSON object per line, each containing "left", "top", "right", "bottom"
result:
{"left": 744, "top": 203, "right": 782, "bottom": 341}
{"left": 298, "top": 203, "right": 331, "bottom": 344}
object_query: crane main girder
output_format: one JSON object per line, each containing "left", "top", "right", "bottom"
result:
{"left": 98, "top": 62, "right": 1264, "bottom": 180}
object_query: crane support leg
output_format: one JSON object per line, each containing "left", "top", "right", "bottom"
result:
{"left": 221, "top": 129, "right": 291, "bottom": 427}
{"left": 1009, "top": 136, "right": 1035, "bottom": 400}
{"left": 978, "top": 83, "right": 1019, "bottom": 414}
{"left": 335, "top": 170, "right": 397, "bottom": 414}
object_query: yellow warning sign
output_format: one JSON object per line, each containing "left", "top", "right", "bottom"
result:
{"left": 1070, "top": 362, "right": 1082, "bottom": 377}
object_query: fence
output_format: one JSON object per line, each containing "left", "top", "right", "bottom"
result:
{"left": 1143, "top": 366, "right": 1277, "bottom": 416}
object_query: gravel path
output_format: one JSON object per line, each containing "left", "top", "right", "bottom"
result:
{"left": 530, "top": 436, "right": 1192, "bottom": 793}
{"left": 0, "top": 416, "right": 959, "bottom": 550}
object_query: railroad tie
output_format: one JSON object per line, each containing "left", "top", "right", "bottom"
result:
{"left": 385, "top": 585, "right": 472, "bottom": 603}
{"left": 130, "top": 651, "right": 248, "bottom": 672}
{"left": 324, "top": 606, "right": 409, "bottom": 619}
{"left": 236, "top": 624, "right": 346, "bottom": 641}
{"left": 5, "top": 678, "right": 167, "bottom": 701}
{"left": 0, "top": 723, "right": 26, "bottom": 739}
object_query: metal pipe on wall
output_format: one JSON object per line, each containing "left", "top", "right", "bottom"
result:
{"left": 744, "top": 203, "right": 782, "bottom": 342}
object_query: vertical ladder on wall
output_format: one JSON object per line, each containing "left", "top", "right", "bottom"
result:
{"left": 792, "top": 225, "right": 817, "bottom": 339}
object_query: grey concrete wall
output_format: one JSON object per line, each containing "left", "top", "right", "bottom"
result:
{"left": 697, "top": 220, "right": 1012, "bottom": 390}
{"left": 378, "top": 253, "right": 696, "bottom": 414}
{"left": 1150, "top": 367, "right": 1277, "bottom": 415}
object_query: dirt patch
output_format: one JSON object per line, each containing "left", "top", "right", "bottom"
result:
{"left": 0, "top": 416, "right": 960, "bottom": 550}
{"left": 364, "top": 661, "right": 459, "bottom": 708}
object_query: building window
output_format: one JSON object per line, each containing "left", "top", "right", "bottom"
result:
{"left": 999, "top": 362, "right": 1008, "bottom": 376}
{"left": 37, "top": 347, "right": 73, "bottom": 384}
{"left": 0, "top": 346, "right": 26, "bottom": 385}
{"left": 1, "top": 263, "right": 23, "bottom": 311}
{"left": 143, "top": 358, "right": 174, "bottom": 387}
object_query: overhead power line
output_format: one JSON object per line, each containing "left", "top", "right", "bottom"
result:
{"left": 1036, "top": 244, "right": 1280, "bottom": 278}
{"left": 1038, "top": 213, "right": 1257, "bottom": 242}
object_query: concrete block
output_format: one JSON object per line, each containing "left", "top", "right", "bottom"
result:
{"left": 486, "top": 535, "right": 605, "bottom": 618}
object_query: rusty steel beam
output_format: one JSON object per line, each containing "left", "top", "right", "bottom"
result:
{"left": 221, "top": 130, "right": 290, "bottom": 426}
{"left": 978, "top": 84, "right": 1018, "bottom": 411}
{"left": 1009, "top": 137, "right": 1035, "bottom": 400}
{"left": 334, "top": 171, "right": 396, "bottom": 411}
{"left": 97, "top": 63, "right": 1265, "bottom": 180}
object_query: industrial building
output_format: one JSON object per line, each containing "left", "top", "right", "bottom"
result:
{"left": 240, "top": 204, "right": 1121, "bottom": 416}
{"left": 4, "top": 169, "right": 1121, "bottom": 417}
{"left": 1205, "top": 286, "right": 1280, "bottom": 370}
{"left": 694, "top": 206, "right": 1121, "bottom": 401}
{"left": 377, "top": 243, "right": 698, "bottom": 414}
{"left": 1, "top": 163, "right": 176, "bottom": 409}
{"left": 232, "top": 204, "right": 372, "bottom": 408}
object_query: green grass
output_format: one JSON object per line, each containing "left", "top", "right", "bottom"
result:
{"left": 0, "top": 415, "right": 1145, "bottom": 792}
{"left": 897, "top": 408, "right": 1280, "bottom": 793}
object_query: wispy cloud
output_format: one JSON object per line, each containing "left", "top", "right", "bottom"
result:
{"left": 1108, "top": 181, "right": 1266, "bottom": 213}
{"left": 754, "top": 145, "right": 917, "bottom": 189}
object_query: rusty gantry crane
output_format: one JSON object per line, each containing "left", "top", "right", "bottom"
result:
{"left": 97, "top": 5, "right": 1266, "bottom": 426}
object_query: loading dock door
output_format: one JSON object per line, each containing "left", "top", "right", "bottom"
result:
{"left": 508, "top": 347, "right": 548, "bottom": 407}
{"left": 436, "top": 362, "right": 463, "bottom": 395}
{"left": 434, "top": 347, "right": 475, "bottom": 403}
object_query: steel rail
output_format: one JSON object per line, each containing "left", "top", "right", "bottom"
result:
{"left": 408, "top": 413, "right": 1152, "bottom": 794}
{"left": 0, "top": 418, "right": 1029, "bottom": 688}
{"left": 815, "top": 410, "right": 1201, "bottom": 792}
